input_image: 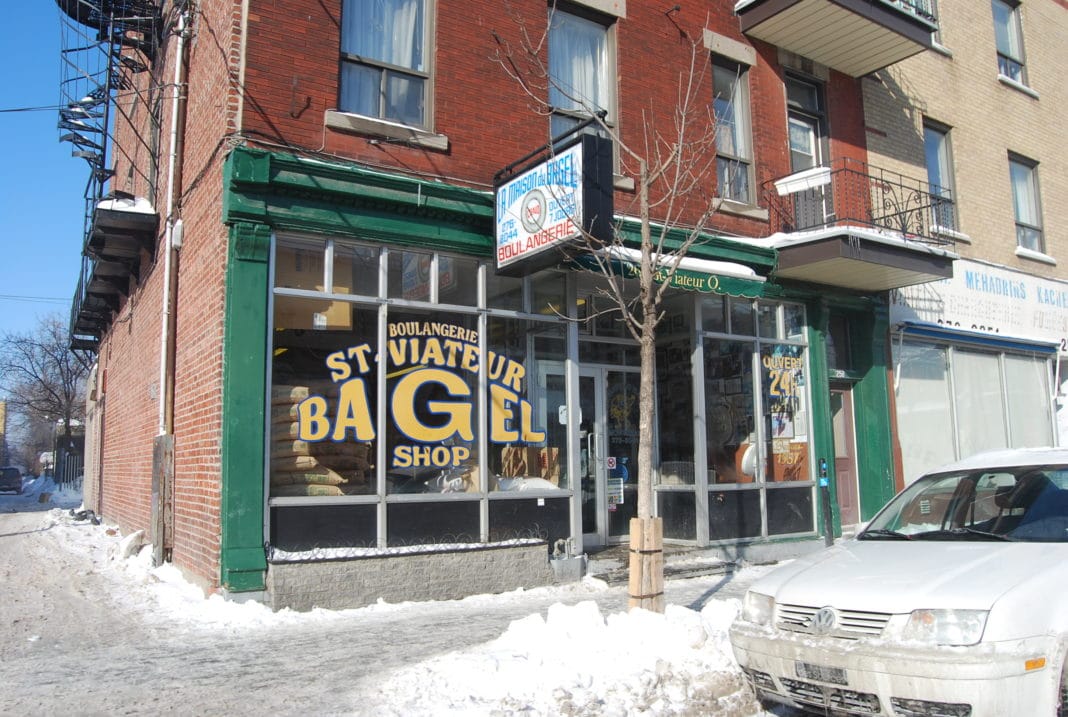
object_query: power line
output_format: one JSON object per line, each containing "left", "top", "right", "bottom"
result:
{"left": 0, "top": 294, "right": 69, "bottom": 305}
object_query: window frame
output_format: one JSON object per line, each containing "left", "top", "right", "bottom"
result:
{"left": 1008, "top": 153, "right": 1044, "bottom": 254}
{"left": 547, "top": 4, "right": 618, "bottom": 143}
{"left": 338, "top": 0, "right": 434, "bottom": 130}
{"left": 712, "top": 56, "right": 755, "bottom": 206}
{"left": 923, "top": 119, "right": 958, "bottom": 233}
{"left": 991, "top": 0, "right": 1028, "bottom": 85}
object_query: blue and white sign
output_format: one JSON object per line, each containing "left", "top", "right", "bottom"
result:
{"left": 891, "top": 258, "right": 1068, "bottom": 356}
{"left": 495, "top": 142, "right": 584, "bottom": 272}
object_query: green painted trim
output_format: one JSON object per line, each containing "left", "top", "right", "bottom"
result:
{"left": 224, "top": 146, "right": 496, "bottom": 256}
{"left": 849, "top": 303, "right": 897, "bottom": 519}
{"left": 805, "top": 300, "right": 840, "bottom": 537}
{"left": 219, "top": 220, "right": 271, "bottom": 592}
{"left": 221, "top": 146, "right": 779, "bottom": 275}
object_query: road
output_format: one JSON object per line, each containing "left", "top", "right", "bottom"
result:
{"left": 0, "top": 492, "right": 784, "bottom": 716}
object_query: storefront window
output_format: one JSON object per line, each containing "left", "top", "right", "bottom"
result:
{"left": 701, "top": 295, "right": 727, "bottom": 334}
{"left": 705, "top": 339, "right": 755, "bottom": 484}
{"left": 701, "top": 300, "right": 812, "bottom": 540}
{"left": 1004, "top": 354, "right": 1053, "bottom": 446}
{"left": 385, "top": 309, "right": 481, "bottom": 495}
{"left": 332, "top": 242, "right": 380, "bottom": 296}
{"left": 757, "top": 304, "right": 777, "bottom": 338}
{"left": 439, "top": 256, "right": 479, "bottom": 306}
{"left": 387, "top": 248, "right": 433, "bottom": 301}
{"left": 486, "top": 317, "right": 567, "bottom": 492}
{"left": 954, "top": 350, "right": 1009, "bottom": 458}
{"left": 708, "top": 488, "right": 761, "bottom": 540}
{"left": 761, "top": 343, "right": 809, "bottom": 482}
{"left": 729, "top": 297, "right": 755, "bottom": 336}
{"left": 270, "top": 297, "right": 378, "bottom": 497}
{"left": 784, "top": 304, "right": 805, "bottom": 341}
{"left": 657, "top": 295, "right": 695, "bottom": 485}
{"left": 486, "top": 272, "right": 523, "bottom": 311}
{"left": 531, "top": 272, "right": 566, "bottom": 317}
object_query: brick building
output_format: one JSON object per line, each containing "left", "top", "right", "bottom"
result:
{"left": 62, "top": 0, "right": 962, "bottom": 608}
{"left": 861, "top": 0, "right": 1068, "bottom": 480}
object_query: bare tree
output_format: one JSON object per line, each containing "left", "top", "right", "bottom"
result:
{"left": 0, "top": 315, "right": 91, "bottom": 464}
{"left": 494, "top": 7, "right": 731, "bottom": 611}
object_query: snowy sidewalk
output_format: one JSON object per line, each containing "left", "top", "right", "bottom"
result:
{"left": 0, "top": 494, "right": 782, "bottom": 716}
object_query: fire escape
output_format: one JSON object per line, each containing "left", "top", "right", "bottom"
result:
{"left": 58, "top": 0, "right": 162, "bottom": 352}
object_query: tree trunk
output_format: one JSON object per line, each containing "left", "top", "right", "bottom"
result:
{"left": 630, "top": 159, "right": 665, "bottom": 612}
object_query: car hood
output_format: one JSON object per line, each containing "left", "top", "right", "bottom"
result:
{"left": 752, "top": 540, "right": 1067, "bottom": 613}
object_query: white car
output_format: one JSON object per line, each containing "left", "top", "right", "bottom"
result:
{"left": 730, "top": 447, "right": 1068, "bottom": 717}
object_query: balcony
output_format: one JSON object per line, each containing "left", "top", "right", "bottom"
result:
{"left": 762, "top": 158, "right": 958, "bottom": 292}
{"left": 69, "top": 196, "right": 158, "bottom": 351}
{"left": 735, "top": 0, "right": 938, "bottom": 77}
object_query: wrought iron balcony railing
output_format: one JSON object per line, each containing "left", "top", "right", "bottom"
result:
{"left": 762, "top": 158, "right": 957, "bottom": 247}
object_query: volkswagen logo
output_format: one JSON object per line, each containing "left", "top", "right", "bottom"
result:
{"left": 810, "top": 607, "right": 837, "bottom": 635}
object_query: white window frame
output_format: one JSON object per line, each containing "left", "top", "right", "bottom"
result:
{"left": 712, "top": 57, "right": 755, "bottom": 206}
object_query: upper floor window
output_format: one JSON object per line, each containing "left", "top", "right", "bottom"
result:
{"left": 340, "top": 0, "right": 429, "bottom": 127}
{"left": 548, "top": 7, "right": 614, "bottom": 140}
{"left": 923, "top": 120, "right": 957, "bottom": 232}
{"left": 1008, "top": 154, "right": 1043, "bottom": 253}
{"left": 991, "top": 0, "right": 1027, "bottom": 84}
{"left": 713, "top": 59, "right": 753, "bottom": 205}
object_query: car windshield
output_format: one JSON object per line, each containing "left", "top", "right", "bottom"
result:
{"left": 860, "top": 464, "right": 1068, "bottom": 543}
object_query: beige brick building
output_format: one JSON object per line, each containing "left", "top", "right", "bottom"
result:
{"left": 864, "top": 0, "right": 1066, "bottom": 273}
{"left": 863, "top": 1, "right": 1068, "bottom": 476}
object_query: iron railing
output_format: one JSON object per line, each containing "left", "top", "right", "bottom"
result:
{"left": 762, "top": 158, "right": 957, "bottom": 247}
{"left": 884, "top": 0, "right": 938, "bottom": 25}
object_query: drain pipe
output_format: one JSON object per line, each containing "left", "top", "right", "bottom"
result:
{"left": 153, "top": 7, "right": 190, "bottom": 566}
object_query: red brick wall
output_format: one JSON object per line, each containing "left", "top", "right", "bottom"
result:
{"left": 92, "top": 0, "right": 243, "bottom": 591}
{"left": 236, "top": 1, "right": 866, "bottom": 239}
{"left": 91, "top": 0, "right": 870, "bottom": 592}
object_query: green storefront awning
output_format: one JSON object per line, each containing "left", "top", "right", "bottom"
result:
{"left": 573, "top": 247, "right": 766, "bottom": 298}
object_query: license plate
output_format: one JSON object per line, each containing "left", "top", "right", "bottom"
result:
{"left": 795, "top": 660, "right": 848, "bottom": 685}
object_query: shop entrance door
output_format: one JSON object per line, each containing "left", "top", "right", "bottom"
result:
{"left": 579, "top": 367, "right": 642, "bottom": 547}
{"left": 830, "top": 384, "right": 860, "bottom": 527}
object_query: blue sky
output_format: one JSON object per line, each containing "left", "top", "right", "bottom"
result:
{"left": 0, "top": 4, "right": 94, "bottom": 337}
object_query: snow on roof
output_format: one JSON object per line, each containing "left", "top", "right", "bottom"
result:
{"left": 96, "top": 195, "right": 156, "bottom": 214}
{"left": 759, "top": 225, "right": 961, "bottom": 259}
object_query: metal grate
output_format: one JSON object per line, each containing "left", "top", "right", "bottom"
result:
{"left": 781, "top": 678, "right": 882, "bottom": 715}
{"left": 777, "top": 603, "right": 891, "bottom": 639}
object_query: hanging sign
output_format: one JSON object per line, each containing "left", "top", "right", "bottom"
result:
{"left": 494, "top": 134, "right": 613, "bottom": 276}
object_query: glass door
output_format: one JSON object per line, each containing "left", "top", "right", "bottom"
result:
{"left": 580, "top": 367, "right": 642, "bottom": 546}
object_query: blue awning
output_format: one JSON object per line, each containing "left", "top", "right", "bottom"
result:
{"left": 895, "top": 321, "right": 1059, "bottom": 354}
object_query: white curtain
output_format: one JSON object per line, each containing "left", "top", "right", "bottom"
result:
{"left": 342, "top": 0, "right": 423, "bottom": 71}
{"left": 1010, "top": 160, "right": 1038, "bottom": 226}
{"left": 548, "top": 12, "right": 607, "bottom": 114}
{"left": 1004, "top": 354, "right": 1054, "bottom": 447}
{"left": 894, "top": 341, "right": 955, "bottom": 481}
{"left": 953, "top": 349, "right": 1009, "bottom": 458}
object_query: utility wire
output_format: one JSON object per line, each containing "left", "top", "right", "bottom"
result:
{"left": 0, "top": 295, "right": 69, "bottom": 305}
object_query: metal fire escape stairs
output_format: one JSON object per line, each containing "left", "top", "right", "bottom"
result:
{"left": 58, "top": 0, "right": 162, "bottom": 353}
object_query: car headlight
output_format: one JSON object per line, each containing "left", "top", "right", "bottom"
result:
{"left": 742, "top": 590, "right": 775, "bottom": 626}
{"left": 902, "top": 609, "right": 988, "bottom": 646}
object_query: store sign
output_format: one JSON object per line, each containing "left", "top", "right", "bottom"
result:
{"left": 494, "top": 134, "right": 613, "bottom": 276}
{"left": 762, "top": 350, "right": 802, "bottom": 439}
{"left": 294, "top": 321, "right": 544, "bottom": 470}
{"left": 891, "top": 258, "right": 1068, "bottom": 356}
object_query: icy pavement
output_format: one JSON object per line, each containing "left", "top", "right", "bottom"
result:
{"left": 0, "top": 488, "right": 790, "bottom": 716}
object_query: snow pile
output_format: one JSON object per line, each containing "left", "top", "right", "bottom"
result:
{"left": 359, "top": 599, "right": 757, "bottom": 716}
{"left": 21, "top": 506, "right": 766, "bottom": 716}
